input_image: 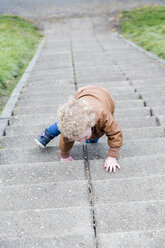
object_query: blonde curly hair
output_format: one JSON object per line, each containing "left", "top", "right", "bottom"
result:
{"left": 57, "top": 97, "right": 96, "bottom": 141}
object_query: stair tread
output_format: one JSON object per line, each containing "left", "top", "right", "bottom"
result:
{"left": 0, "top": 206, "right": 93, "bottom": 239}
{"left": 0, "top": 138, "right": 165, "bottom": 164}
{"left": 0, "top": 154, "right": 164, "bottom": 185}
{"left": 95, "top": 200, "right": 165, "bottom": 233}
{"left": 98, "top": 229, "right": 165, "bottom": 248}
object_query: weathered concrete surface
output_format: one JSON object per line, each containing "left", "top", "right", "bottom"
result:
{"left": 9, "top": 114, "right": 157, "bottom": 127}
{"left": 1, "top": 126, "right": 164, "bottom": 149}
{"left": 0, "top": 235, "right": 96, "bottom": 248}
{"left": 0, "top": 207, "right": 94, "bottom": 238}
{"left": 0, "top": 16, "right": 165, "bottom": 247}
{"left": 92, "top": 176, "right": 165, "bottom": 204}
{"left": 98, "top": 230, "right": 165, "bottom": 248}
{"left": 86, "top": 138, "right": 165, "bottom": 159}
{"left": 0, "top": 161, "right": 85, "bottom": 186}
{"left": 95, "top": 201, "right": 165, "bottom": 233}
{"left": 13, "top": 105, "right": 148, "bottom": 116}
{"left": 0, "top": 145, "right": 84, "bottom": 164}
{"left": 90, "top": 154, "right": 165, "bottom": 180}
{"left": 0, "top": 180, "right": 89, "bottom": 211}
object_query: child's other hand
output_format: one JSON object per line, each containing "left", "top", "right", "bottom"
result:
{"left": 61, "top": 156, "right": 74, "bottom": 162}
{"left": 104, "top": 156, "right": 120, "bottom": 174}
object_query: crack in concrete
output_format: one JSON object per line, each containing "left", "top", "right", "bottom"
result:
{"left": 70, "top": 39, "right": 77, "bottom": 90}
{"left": 70, "top": 24, "right": 99, "bottom": 247}
{"left": 83, "top": 144, "right": 99, "bottom": 248}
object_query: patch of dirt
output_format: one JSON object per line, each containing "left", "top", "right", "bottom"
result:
{"left": 108, "top": 14, "right": 121, "bottom": 32}
{"left": 0, "top": 95, "right": 8, "bottom": 113}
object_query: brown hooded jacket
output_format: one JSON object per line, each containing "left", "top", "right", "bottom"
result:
{"left": 59, "top": 85, "right": 123, "bottom": 158}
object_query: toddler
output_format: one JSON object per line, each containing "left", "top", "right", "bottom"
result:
{"left": 35, "top": 85, "right": 123, "bottom": 173}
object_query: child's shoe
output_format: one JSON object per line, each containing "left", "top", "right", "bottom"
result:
{"left": 35, "top": 129, "right": 53, "bottom": 148}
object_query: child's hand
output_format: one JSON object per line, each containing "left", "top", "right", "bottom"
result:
{"left": 61, "top": 156, "right": 74, "bottom": 162}
{"left": 104, "top": 156, "right": 120, "bottom": 174}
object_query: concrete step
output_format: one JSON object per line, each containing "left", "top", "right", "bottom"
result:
{"left": 0, "top": 135, "right": 60, "bottom": 148}
{"left": 92, "top": 175, "right": 165, "bottom": 205}
{"left": 17, "top": 97, "right": 69, "bottom": 106}
{"left": 90, "top": 154, "right": 165, "bottom": 181}
{"left": 108, "top": 55, "right": 156, "bottom": 64}
{"left": 132, "top": 79, "right": 165, "bottom": 86}
{"left": 73, "top": 56, "right": 116, "bottom": 63}
{"left": 0, "top": 160, "right": 86, "bottom": 186}
{"left": 33, "top": 60, "right": 73, "bottom": 68}
{"left": 138, "top": 89, "right": 165, "bottom": 97}
{"left": 0, "top": 154, "right": 164, "bottom": 186}
{"left": 151, "top": 106, "right": 165, "bottom": 116}
{"left": 21, "top": 87, "right": 75, "bottom": 95}
{"left": 0, "top": 207, "right": 94, "bottom": 240}
{"left": 18, "top": 86, "right": 135, "bottom": 99}
{"left": 5, "top": 116, "right": 158, "bottom": 137}
{"left": 86, "top": 138, "right": 165, "bottom": 160}
{"left": 76, "top": 72, "right": 124, "bottom": 79}
{"left": 135, "top": 85, "right": 165, "bottom": 92}
{"left": 29, "top": 67, "right": 73, "bottom": 75}
{"left": 0, "top": 234, "right": 95, "bottom": 248}
{"left": 74, "top": 60, "right": 116, "bottom": 67}
{"left": 15, "top": 99, "right": 145, "bottom": 109}
{"left": 28, "top": 71, "right": 73, "bottom": 80}
{"left": 134, "top": 82, "right": 165, "bottom": 90}
{"left": 114, "top": 107, "right": 150, "bottom": 118}
{"left": 1, "top": 126, "right": 164, "bottom": 149}
{"left": 5, "top": 125, "right": 57, "bottom": 136}
{"left": 0, "top": 138, "right": 165, "bottom": 165}
{"left": 21, "top": 85, "right": 134, "bottom": 95}
{"left": 140, "top": 91, "right": 165, "bottom": 99}
{"left": 145, "top": 97, "right": 165, "bottom": 107}
{"left": 69, "top": 68, "right": 122, "bottom": 75}
{"left": 22, "top": 84, "right": 75, "bottom": 93}
{"left": 126, "top": 71, "right": 165, "bottom": 79}
{"left": 0, "top": 144, "right": 83, "bottom": 165}
{"left": 117, "top": 116, "right": 157, "bottom": 128}
{"left": 77, "top": 76, "right": 127, "bottom": 84}
{"left": 119, "top": 63, "right": 164, "bottom": 70}
{"left": 73, "top": 64, "right": 120, "bottom": 71}
{"left": 37, "top": 53, "right": 72, "bottom": 62}
{"left": 9, "top": 114, "right": 58, "bottom": 126}
{"left": 98, "top": 229, "right": 165, "bottom": 248}
{"left": 23, "top": 80, "right": 130, "bottom": 90}
{"left": 0, "top": 180, "right": 89, "bottom": 211}
{"left": 9, "top": 114, "right": 156, "bottom": 127}
{"left": 100, "top": 126, "right": 165, "bottom": 141}
{"left": 23, "top": 80, "right": 74, "bottom": 89}
{"left": 158, "top": 115, "right": 165, "bottom": 126}
{"left": 18, "top": 92, "right": 140, "bottom": 101}
{"left": 19, "top": 90, "right": 75, "bottom": 99}
{"left": 79, "top": 81, "right": 131, "bottom": 87}
{"left": 27, "top": 78, "right": 73, "bottom": 84}
{"left": 28, "top": 73, "right": 73, "bottom": 81}
{"left": 13, "top": 106, "right": 150, "bottom": 117}
{"left": 95, "top": 200, "right": 165, "bottom": 234}
{"left": 33, "top": 61, "right": 73, "bottom": 71}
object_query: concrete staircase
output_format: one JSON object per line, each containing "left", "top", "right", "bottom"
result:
{"left": 0, "top": 17, "right": 165, "bottom": 247}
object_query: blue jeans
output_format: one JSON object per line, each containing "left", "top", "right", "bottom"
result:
{"left": 48, "top": 122, "right": 61, "bottom": 138}
{"left": 85, "top": 138, "right": 99, "bottom": 143}
{"left": 48, "top": 122, "right": 99, "bottom": 143}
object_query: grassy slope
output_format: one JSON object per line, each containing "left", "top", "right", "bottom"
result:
{"left": 120, "top": 6, "right": 165, "bottom": 60}
{"left": 0, "top": 15, "right": 43, "bottom": 112}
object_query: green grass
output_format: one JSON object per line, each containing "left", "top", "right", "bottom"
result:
{"left": 0, "top": 15, "right": 43, "bottom": 112}
{"left": 120, "top": 6, "right": 165, "bottom": 60}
